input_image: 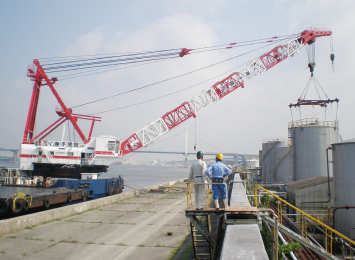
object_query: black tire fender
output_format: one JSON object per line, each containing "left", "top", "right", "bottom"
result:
{"left": 82, "top": 192, "right": 87, "bottom": 202}
{"left": 0, "top": 200, "right": 9, "bottom": 214}
{"left": 113, "top": 188, "right": 122, "bottom": 195}
{"left": 12, "top": 199, "right": 23, "bottom": 214}
{"left": 23, "top": 200, "right": 29, "bottom": 211}
{"left": 43, "top": 198, "right": 50, "bottom": 208}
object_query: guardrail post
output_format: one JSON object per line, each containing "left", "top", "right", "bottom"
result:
{"left": 326, "top": 229, "right": 328, "bottom": 252}
{"left": 349, "top": 243, "right": 353, "bottom": 259}
{"left": 274, "top": 215, "right": 278, "bottom": 260}
{"left": 186, "top": 183, "right": 190, "bottom": 209}
{"left": 330, "top": 231, "right": 332, "bottom": 254}
{"left": 207, "top": 183, "right": 210, "bottom": 209}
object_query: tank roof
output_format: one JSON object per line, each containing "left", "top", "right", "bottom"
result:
{"left": 285, "top": 176, "right": 332, "bottom": 189}
{"left": 332, "top": 138, "right": 355, "bottom": 145}
{"left": 288, "top": 118, "right": 338, "bottom": 128}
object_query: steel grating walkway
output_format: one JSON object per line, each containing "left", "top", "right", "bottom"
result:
{"left": 220, "top": 174, "right": 268, "bottom": 260}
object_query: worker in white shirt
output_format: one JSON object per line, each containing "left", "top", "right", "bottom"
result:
{"left": 188, "top": 151, "right": 208, "bottom": 210}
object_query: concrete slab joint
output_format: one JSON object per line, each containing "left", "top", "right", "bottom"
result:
{"left": 0, "top": 178, "right": 187, "bottom": 236}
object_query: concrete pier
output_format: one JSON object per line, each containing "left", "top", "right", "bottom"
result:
{"left": 0, "top": 179, "right": 190, "bottom": 260}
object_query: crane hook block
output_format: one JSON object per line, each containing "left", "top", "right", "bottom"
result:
{"left": 308, "top": 62, "right": 315, "bottom": 76}
{"left": 330, "top": 53, "right": 335, "bottom": 63}
{"left": 179, "top": 48, "right": 193, "bottom": 57}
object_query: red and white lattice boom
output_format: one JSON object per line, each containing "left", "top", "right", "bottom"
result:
{"left": 121, "top": 30, "right": 332, "bottom": 155}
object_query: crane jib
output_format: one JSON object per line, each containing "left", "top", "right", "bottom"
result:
{"left": 120, "top": 30, "right": 332, "bottom": 155}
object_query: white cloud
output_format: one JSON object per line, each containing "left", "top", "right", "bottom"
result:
{"left": 3, "top": 1, "right": 355, "bottom": 158}
{"left": 62, "top": 27, "right": 105, "bottom": 56}
{"left": 37, "top": 13, "right": 233, "bottom": 148}
{"left": 14, "top": 77, "right": 28, "bottom": 90}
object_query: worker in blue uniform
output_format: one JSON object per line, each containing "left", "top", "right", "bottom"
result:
{"left": 206, "top": 153, "right": 231, "bottom": 209}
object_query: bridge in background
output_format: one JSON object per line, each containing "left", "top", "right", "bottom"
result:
{"left": 0, "top": 148, "right": 19, "bottom": 162}
{"left": 134, "top": 150, "right": 258, "bottom": 164}
{"left": 0, "top": 148, "right": 259, "bottom": 165}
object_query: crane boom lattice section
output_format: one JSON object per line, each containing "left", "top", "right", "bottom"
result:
{"left": 121, "top": 30, "right": 332, "bottom": 155}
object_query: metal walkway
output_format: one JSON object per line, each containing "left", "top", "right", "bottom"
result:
{"left": 185, "top": 173, "right": 344, "bottom": 259}
{"left": 220, "top": 174, "right": 268, "bottom": 260}
{"left": 185, "top": 174, "right": 268, "bottom": 259}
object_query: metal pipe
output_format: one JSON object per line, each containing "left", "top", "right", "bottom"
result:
{"left": 275, "top": 215, "right": 278, "bottom": 260}
{"left": 259, "top": 208, "right": 278, "bottom": 260}
{"left": 265, "top": 163, "right": 267, "bottom": 190}
{"left": 256, "top": 183, "right": 285, "bottom": 186}
{"left": 278, "top": 230, "right": 298, "bottom": 260}
{"left": 333, "top": 206, "right": 355, "bottom": 233}
{"left": 301, "top": 146, "right": 332, "bottom": 205}
{"left": 185, "top": 126, "right": 187, "bottom": 168}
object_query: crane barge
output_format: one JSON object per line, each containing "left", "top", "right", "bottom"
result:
{"left": 18, "top": 29, "right": 333, "bottom": 181}
{"left": 0, "top": 29, "right": 332, "bottom": 215}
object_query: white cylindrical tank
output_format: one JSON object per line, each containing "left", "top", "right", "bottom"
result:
{"left": 248, "top": 159, "right": 259, "bottom": 169}
{"left": 290, "top": 118, "right": 339, "bottom": 181}
{"left": 332, "top": 139, "right": 355, "bottom": 240}
{"left": 262, "top": 138, "right": 284, "bottom": 183}
{"left": 274, "top": 145, "right": 291, "bottom": 184}
{"left": 244, "top": 158, "right": 259, "bottom": 169}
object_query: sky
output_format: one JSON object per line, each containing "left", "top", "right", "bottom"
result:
{"left": 0, "top": 0, "right": 354, "bottom": 162}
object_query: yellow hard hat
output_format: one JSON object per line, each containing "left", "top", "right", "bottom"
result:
{"left": 216, "top": 153, "right": 223, "bottom": 160}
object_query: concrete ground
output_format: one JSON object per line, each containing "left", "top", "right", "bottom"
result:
{"left": 0, "top": 182, "right": 191, "bottom": 260}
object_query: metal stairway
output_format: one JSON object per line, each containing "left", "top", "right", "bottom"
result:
{"left": 39, "top": 146, "right": 53, "bottom": 163}
{"left": 191, "top": 215, "right": 212, "bottom": 259}
{"left": 262, "top": 215, "right": 340, "bottom": 260}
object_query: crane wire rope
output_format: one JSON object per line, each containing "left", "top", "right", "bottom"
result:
{"left": 189, "top": 131, "right": 225, "bottom": 153}
{"left": 38, "top": 33, "right": 299, "bottom": 61}
{"left": 71, "top": 37, "right": 290, "bottom": 110}
{"left": 121, "top": 66, "right": 308, "bottom": 154}
{"left": 55, "top": 38, "right": 285, "bottom": 80}
{"left": 42, "top": 53, "right": 179, "bottom": 73}
{"left": 58, "top": 58, "right": 177, "bottom": 80}
{"left": 41, "top": 39, "right": 276, "bottom": 70}
{"left": 55, "top": 35, "right": 298, "bottom": 80}
{"left": 88, "top": 39, "right": 285, "bottom": 115}
{"left": 39, "top": 34, "right": 299, "bottom": 78}
{"left": 195, "top": 67, "right": 308, "bottom": 128}
{"left": 330, "top": 35, "right": 335, "bottom": 72}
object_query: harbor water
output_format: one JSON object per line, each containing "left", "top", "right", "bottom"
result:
{"left": 102, "top": 164, "right": 189, "bottom": 192}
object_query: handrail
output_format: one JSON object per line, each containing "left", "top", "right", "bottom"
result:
{"left": 288, "top": 118, "right": 338, "bottom": 128}
{"left": 255, "top": 185, "right": 355, "bottom": 256}
{"left": 187, "top": 182, "right": 227, "bottom": 210}
{"left": 187, "top": 182, "right": 210, "bottom": 209}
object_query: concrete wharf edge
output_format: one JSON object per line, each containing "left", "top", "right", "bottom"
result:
{"left": 0, "top": 178, "right": 187, "bottom": 236}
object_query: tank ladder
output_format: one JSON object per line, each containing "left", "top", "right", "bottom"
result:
{"left": 190, "top": 215, "right": 212, "bottom": 259}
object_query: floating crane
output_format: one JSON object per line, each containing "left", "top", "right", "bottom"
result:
{"left": 19, "top": 29, "right": 332, "bottom": 178}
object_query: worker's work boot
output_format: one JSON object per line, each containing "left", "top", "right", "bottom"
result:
{"left": 223, "top": 199, "right": 228, "bottom": 209}
{"left": 196, "top": 201, "right": 201, "bottom": 210}
{"left": 214, "top": 200, "right": 219, "bottom": 210}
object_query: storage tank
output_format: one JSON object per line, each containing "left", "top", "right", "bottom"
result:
{"left": 332, "top": 139, "right": 355, "bottom": 240}
{"left": 262, "top": 138, "right": 284, "bottom": 183}
{"left": 290, "top": 118, "right": 339, "bottom": 181}
{"left": 274, "top": 145, "right": 291, "bottom": 184}
{"left": 246, "top": 159, "right": 259, "bottom": 169}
